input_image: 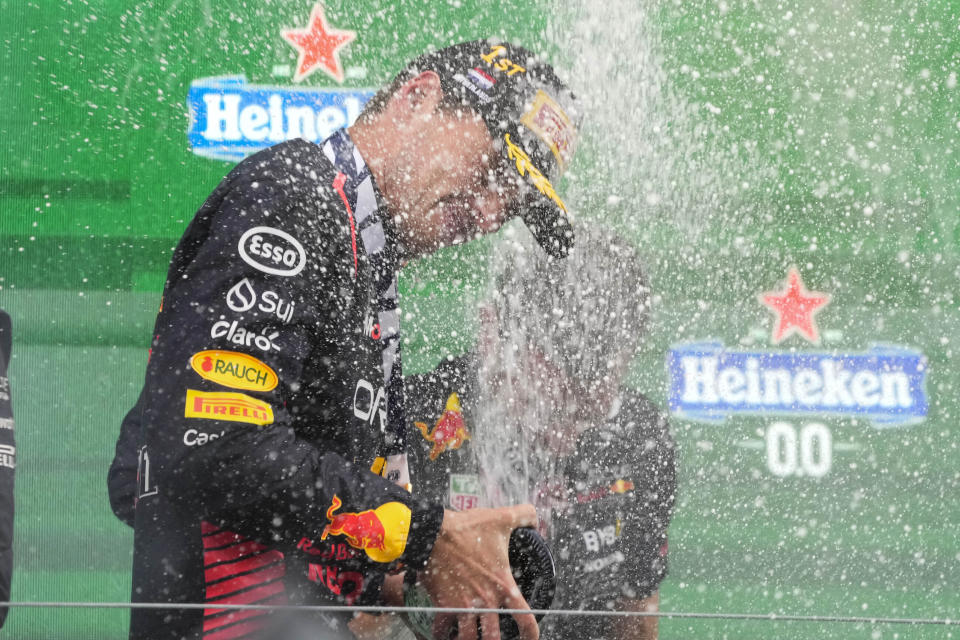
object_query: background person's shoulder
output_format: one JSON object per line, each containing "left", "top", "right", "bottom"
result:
{"left": 616, "top": 388, "right": 671, "bottom": 434}
{"left": 228, "top": 138, "right": 333, "bottom": 190}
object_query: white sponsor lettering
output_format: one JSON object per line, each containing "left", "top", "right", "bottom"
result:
{"left": 361, "top": 313, "right": 381, "bottom": 340}
{"left": 183, "top": 428, "right": 224, "bottom": 447}
{"left": 765, "top": 421, "right": 833, "bottom": 478}
{"left": 680, "top": 356, "right": 912, "bottom": 409}
{"left": 582, "top": 524, "right": 618, "bottom": 552}
{"left": 238, "top": 226, "right": 306, "bottom": 277}
{"left": 226, "top": 278, "right": 257, "bottom": 312}
{"left": 238, "top": 103, "right": 270, "bottom": 141}
{"left": 137, "top": 446, "right": 158, "bottom": 499}
{"left": 200, "top": 92, "right": 362, "bottom": 144}
{"left": 0, "top": 418, "right": 14, "bottom": 430}
{"left": 585, "top": 463, "right": 631, "bottom": 484}
{"left": 353, "top": 378, "right": 387, "bottom": 433}
{"left": 582, "top": 530, "right": 599, "bottom": 552}
{"left": 211, "top": 319, "right": 281, "bottom": 352}
{"left": 0, "top": 444, "right": 14, "bottom": 469}
{"left": 452, "top": 73, "right": 493, "bottom": 104}
{"left": 258, "top": 291, "right": 295, "bottom": 324}
{"left": 226, "top": 279, "right": 295, "bottom": 323}
{"left": 581, "top": 551, "right": 626, "bottom": 574}
{"left": 203, "top": 94, "right": 243, "bottom": 140}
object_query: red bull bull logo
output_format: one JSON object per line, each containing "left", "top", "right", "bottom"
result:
{"left": 415, "top": 392, "right": 471, "bottom": 460}
{"left": 320, "top": 495, "right": 411, "bottom": 563}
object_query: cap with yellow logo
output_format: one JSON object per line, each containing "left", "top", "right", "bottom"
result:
{"left": 400, "top": 40, "right": 583, "bottom": 258}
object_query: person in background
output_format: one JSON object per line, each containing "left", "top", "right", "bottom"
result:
{"left": 404, "top": 226, "right": 677, "bottom": 640}
{"left": 108, "top": 39, "right": 582, "bottom": 640}
{"left": 0, "top": 310, "right": 15, "bottom": 629}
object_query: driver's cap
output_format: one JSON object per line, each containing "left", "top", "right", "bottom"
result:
{"left": 401, "top": 40, "right": 582, "bottom": 257}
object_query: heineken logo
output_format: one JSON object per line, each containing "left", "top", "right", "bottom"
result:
{"left": 187, "top": 76, "right": 373, "bottom": 162}
{"left": 668, "top": 268, "right": 929, "bottom": 427}
{"left": 668, "top": 343, "right": 927, "bottom": 426}
{"left": 759, "top": 267, "right": 830, "bottom": 344}
{"left": 281, "top": 4, "right": 356, "bottom": 84}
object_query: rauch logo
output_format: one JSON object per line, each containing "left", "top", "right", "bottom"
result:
{"left": 190, "top": 350, "right": 278, "bottom": 393}
{"left": 187, "top": 76, "right": 373, "bottom": 162}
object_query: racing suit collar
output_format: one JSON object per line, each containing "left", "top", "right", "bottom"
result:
{"left": 322, "top": 129, "right": 408, "bottom": 262}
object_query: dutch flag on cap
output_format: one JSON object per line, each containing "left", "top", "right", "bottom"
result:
{"left": 469, "top": 67, "right": 495, "bottom": 90}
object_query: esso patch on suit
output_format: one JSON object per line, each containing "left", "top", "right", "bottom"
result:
{"left": 238, "top": 226, "right": 306, "bottom": 276}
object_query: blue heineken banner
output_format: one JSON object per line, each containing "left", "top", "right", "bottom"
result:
{"left": 187, "top": 76, "right": 374, "bottom": 162}
{"left": 667, "top": 343, "right": 928, "bottom": 426}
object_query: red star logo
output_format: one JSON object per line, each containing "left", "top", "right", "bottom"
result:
{"left": 281, "top": 4, "right": 356, "bottom": 84}
{"left": 760, "top": 267, "right": 831, "bottom": 344}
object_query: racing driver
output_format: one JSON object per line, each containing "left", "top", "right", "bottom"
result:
{"left": 107, "top": 40, "right": 582, "bottom": 640}
{"left": 404, "top": 227, "right": 677, "bottom": 640}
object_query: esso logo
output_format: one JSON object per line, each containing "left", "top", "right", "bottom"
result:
{"left": 238, "top": 226, "right": 306, "bottom": 277}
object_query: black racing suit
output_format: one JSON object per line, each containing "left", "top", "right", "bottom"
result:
{"left": 0, "top": 311, "right": 15, "bottom": 628}
{"left": 406, "top": 354, "right": 677, "bottom": 640}
{"left": 108, "top": 387, "right": 142, "bottom": 528}
{"left": 113, "top": 131, "right": 443, "bottom": 639}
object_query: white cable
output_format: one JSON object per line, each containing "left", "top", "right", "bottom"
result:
{"left": 0, "top": 602, "right": 955, "bottom": 626}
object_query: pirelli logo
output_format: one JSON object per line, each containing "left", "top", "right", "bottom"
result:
{"left": 184, "top": 389, "right": 274, "bottom": 426}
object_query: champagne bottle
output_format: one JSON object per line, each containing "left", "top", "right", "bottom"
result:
{"left": 400, "top": 527, "right": 556, "bottom": 640}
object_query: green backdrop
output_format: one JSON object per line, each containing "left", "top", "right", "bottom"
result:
{"left": 1, "top": 1, "right": 958, "bottom": 638}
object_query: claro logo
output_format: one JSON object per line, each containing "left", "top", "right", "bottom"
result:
{"left": 238, "top": 226, "right": 306, "bottom": 277}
